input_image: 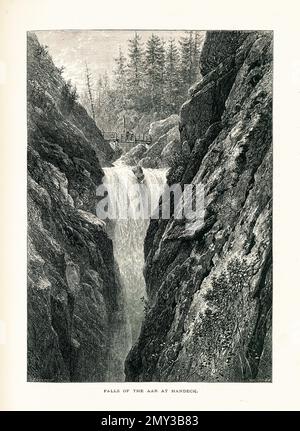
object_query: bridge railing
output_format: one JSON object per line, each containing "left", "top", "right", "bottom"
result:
{"left": 103, "top": 131, "right": 118, "bottom": 140}
{"left": 103, "top": 131, "right": 152, "bottom": 145}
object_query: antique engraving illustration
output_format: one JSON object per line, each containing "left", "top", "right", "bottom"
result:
{"left": 27, "top": 30, "right": 272, "bottom": 382}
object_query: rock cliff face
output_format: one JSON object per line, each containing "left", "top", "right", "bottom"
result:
{"left": 27, "top": 33, "right": 129, "bottom": 382}
{"left": 126, "top": 31, "right": 272, "bottom": 382}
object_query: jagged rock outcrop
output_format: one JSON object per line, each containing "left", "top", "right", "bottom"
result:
{"left": 119, "top": 143, "right": 148, "bottom": 166}
{"left": 120, "top": 115, "right": 181, "bottom": 168}
{"left": 126, "top": 31, "right": 272, "bottom": 382}
{"left": 27, "top": 33, "right": 130, "bottom": 382}
{"left": 139, "top": 125, "right": 181, "bottom": 168}
{"left": 140, "top": 115, "right": 181, "bottom": 168}
{"left": 148, "top": 114, "right": 179, "bottom": 144}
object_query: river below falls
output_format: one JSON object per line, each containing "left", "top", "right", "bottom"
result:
{"left": 102, "top": 163, "right": 167, "bottom": 378}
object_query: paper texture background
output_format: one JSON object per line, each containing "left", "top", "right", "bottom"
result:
{"left": 1, "top": 0, "right": 300, "bottom": 411}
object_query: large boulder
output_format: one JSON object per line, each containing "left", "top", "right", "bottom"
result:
{"left": 160, "top": 137, "right": 182, "bottom": 165}
{"left": 148, "top": 114, "right": 179, "bottom": 143}
{"left": 119, "top": 143, "right": 148, "bottom": 166}
{"left": 132, "top": 165, "right": 145, "bottom": 183}
{"left": 139, "top": 122, "right": 181, "bottom": 168}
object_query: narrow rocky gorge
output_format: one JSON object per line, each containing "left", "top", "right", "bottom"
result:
{"left": 27, "top": 30, "right": 272, "bottom": 383}
{"left": 125, "top": 30, "right": 273, "bottom": 382}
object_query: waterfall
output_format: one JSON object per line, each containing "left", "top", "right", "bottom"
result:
{"left": 102, "top": 164, "right": 167, "bottom": 352}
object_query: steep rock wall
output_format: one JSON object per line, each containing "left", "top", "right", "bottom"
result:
{"left": 126, "top": 31, "right": 272, "bottom": 382}
{"left": 27, "top": 33, "right": 129, "bottom": 382}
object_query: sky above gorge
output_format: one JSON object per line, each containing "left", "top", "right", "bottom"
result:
{"left": 35, "top": 30, "right": 197, "bottom": 95}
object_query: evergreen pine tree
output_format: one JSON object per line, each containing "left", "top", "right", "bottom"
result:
{"left": 192, "top": 31, "right": 202, "bottom": 80}
{"left": 179, "top": 31, "right": 203, "bottom": 95}
{"left": 113, "top": 47, "right": 128, "bottom": 110}
{"left": 127, "top": 32, "right": 144, "bottom": 110}
{"left": 164, "top": 38, "right": 181, "bottom": 114}
{"left": 179, "top": 31, "right": 195, "bottom": 90}
{"left": 144, "top": 34, "right": 165, "bottom": 114}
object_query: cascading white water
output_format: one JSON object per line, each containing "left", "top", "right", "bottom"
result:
{"left": 102, "top": 163, "right": 167, "bottom": 350}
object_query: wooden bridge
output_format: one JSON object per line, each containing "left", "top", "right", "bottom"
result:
{"left": 103, "top": 131, "right": 152, "bottom": 151}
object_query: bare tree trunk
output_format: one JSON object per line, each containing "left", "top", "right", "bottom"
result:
{"left": 85, "top": 62, "right": 95, "bottom": 121}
